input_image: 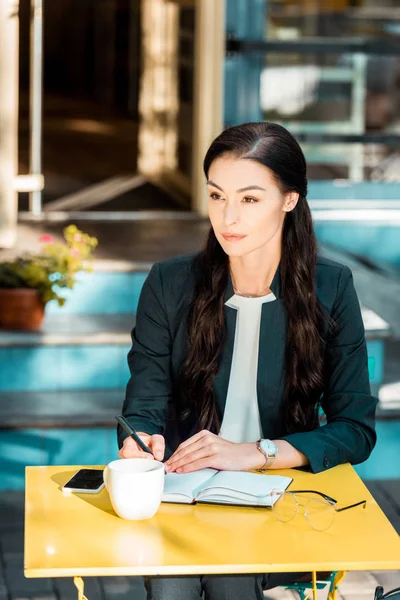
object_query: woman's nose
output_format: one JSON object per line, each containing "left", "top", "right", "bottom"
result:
{"left": 223, "top": 205, "right": 239, "bottom": 226}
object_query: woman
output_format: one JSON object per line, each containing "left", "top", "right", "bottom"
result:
{"left": 118, "top": 122, "right": 377, "bottom": 600}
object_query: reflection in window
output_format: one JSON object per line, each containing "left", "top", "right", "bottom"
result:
{"left": 262, "top": 0, "right": 400, "bottom": 181}
{"left": 267, "top": 0, "right": 400, "bottom": 41}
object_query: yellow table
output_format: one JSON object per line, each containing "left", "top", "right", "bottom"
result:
{"left": 24, "top": 464, "right": 400, "bottom": 600}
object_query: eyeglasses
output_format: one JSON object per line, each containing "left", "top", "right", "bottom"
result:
{"left": 270, "top": 489, "right": 367, "bottom": 531}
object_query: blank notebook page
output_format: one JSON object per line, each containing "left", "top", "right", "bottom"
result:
{"left": 163, "top": 468, "right": 218, "bottom": 501}
{"left": 196, "top": 470, "right": 292, "bottom": 501}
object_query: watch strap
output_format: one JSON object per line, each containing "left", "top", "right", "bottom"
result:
{"left": 256, "top": 439, "right": 276, "bottom": 471}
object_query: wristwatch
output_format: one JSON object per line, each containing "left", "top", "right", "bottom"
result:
{"left": 256, "top": 439, "right": 278, "bottom": 471}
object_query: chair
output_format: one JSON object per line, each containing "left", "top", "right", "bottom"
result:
{"left": 285, "top": 570, "right": 345, "bottom": 600}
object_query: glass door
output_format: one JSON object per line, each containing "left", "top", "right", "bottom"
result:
{"left": 139, "top": 0, "right": 225, "bottom": 213}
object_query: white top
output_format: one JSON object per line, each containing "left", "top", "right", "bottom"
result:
{"left": 219, "top": 291, "right": 277, "bottom": 444}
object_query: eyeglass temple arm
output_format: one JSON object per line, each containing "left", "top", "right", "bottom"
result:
{"left": 335, "top": 500, "right": 367, "bottom": 512}
{"left": 285, "top": 490, "right": 367, "bottom": 511}
{"left": 288, "top": 489, "right": 337, "bottom": 503}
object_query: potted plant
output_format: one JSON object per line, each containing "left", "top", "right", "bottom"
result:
{"left": 0, "top": 224, "right": 98, "bottom": 330}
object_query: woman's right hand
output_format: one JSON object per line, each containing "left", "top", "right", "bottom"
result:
{"left": 118, "top": 432, "right": 165, "bottom": 462}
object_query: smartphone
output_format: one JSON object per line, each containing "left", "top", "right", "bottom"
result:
{"left": 62, "top": 468, "right": 105, "bottom": 494}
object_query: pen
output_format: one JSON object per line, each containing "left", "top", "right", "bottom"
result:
{"left": 115, "top": 415, "right": 154, "bottom": 456}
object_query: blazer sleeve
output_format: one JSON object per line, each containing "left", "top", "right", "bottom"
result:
{"left": 118, "top": 262, "right": 172, "bottom": 449}
{"left": 280, "top": 265, "right": 378, "bottom": 473}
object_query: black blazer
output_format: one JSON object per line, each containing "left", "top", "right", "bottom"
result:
{"left": 119, "top": 252, "right": 378, "bottom": 474}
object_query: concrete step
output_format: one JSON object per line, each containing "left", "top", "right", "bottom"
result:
{"left": 0, "top": 244, "right": 397, "bottom": 406}
{"left": 0, "top": 420, "right": 398, "bottom": 489}
{"left": 321, "top": 245, "right": 400, "bottom": 338}
{"left": 0, "top": 315, "right": 134, "bottom": 392}
{"left": 0, "top": 386, "right": 399, "bottom": 490}
{"left": 0, "top": 427, "right": 119, "bottom": 490}
{"left": 0, "top": 388, "right": 125, "bottom": 428}
{"left": 0, "top": 313, "right": 136, "bottom": 347}
{"left": 46, "top": 264, "right": 149, "bottom": 315}
{"left": 0, "top": 302, "right": 389, "bottom": 393}
{"left": 0, "top": 390, "right": 123, "bottom": 489}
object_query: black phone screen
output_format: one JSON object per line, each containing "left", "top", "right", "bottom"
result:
{"left": 64, "top": 469, "right": 104, "bottom": 490}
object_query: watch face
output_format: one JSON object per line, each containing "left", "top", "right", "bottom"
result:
{"left": 260, "top": 439, "right": 278, "bottom": 456}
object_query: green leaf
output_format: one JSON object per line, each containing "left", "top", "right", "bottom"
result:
{"left": 0, "top": 226, "right": 98, "bottom": 308}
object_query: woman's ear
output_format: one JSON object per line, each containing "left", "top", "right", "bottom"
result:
{"left": 283, "top": 192, "right": 300, "bottom": 212}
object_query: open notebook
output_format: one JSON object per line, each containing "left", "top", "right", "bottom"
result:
{"left": 162, "top": 468, "right": 293, "bottom": 507}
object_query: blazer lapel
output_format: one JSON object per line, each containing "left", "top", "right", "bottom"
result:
{"left": 213, "top": 269, "right": 237, "bottom": 419}
{"left": 257, "top": 299, "right": 287, "bottom": 437}
{"left": 258, "top": 262, "right": 286, "bottom": 436}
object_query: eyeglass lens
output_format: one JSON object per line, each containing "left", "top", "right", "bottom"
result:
{"left": 271, "top": 492, "right": 336, "bottom": 531}
{"left": 271, "top": 491, "right": 298, "bottom": 522}
{"left": 304, "top": 498, "right": 336, "bottom": 531}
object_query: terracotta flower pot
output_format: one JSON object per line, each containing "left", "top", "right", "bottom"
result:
{"left": 0, "top": 288, "right": 45, "bottom": 330}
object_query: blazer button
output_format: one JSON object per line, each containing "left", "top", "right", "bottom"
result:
{"left": 323, "top": 457, "right": 330, "bottom": 469}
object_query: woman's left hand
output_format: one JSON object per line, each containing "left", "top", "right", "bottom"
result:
{"left": 164, "top": 430, "right": 262, "bottom": 473}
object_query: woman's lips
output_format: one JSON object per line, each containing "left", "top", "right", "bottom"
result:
{"left": 221, "top": 234, "right": 247, "bottom": 242}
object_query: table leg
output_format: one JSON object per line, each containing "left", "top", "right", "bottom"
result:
{"left": 74, "top": 576, "right": 89, "bottom": 600}
{"left": 328, "top": 571, "right": 346, "bottom": 600}
{"left": 312, "top": 571, "right": 317, "bottom": 600}
{"left": 301, "top": 572, "right": 318, "bottom": 600}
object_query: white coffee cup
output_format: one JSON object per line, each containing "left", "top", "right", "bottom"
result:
{"left": 103, "top": 458, "right": 165, "bottom": 520}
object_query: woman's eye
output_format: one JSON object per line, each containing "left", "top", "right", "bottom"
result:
{"left": 209, "top": 193, "right": 223, "bottom": 200}
{"left": 243, "top": 197, "right": 258, "bottom": 203}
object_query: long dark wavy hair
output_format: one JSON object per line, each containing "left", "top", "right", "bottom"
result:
{"left": 179, "top": 122, "right": 334, "bottom": 435}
